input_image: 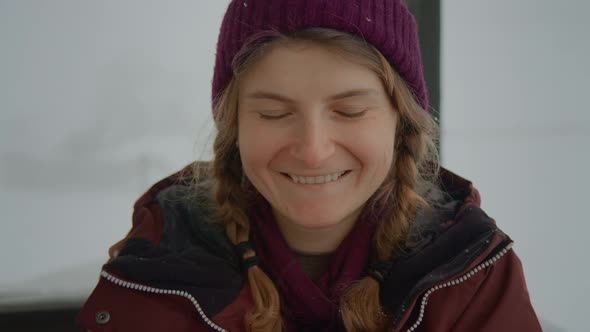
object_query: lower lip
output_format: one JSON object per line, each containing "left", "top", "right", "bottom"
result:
{"left": 280, "top": 170, "right": 352, "bottom": 186}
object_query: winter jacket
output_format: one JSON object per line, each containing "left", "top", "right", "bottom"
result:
{"left": 76, "top": 163, "right": 541, "bottom": 331}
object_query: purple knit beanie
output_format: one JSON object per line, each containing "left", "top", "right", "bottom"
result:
{"left": 212, "top": 0, "right": 428, "bottom": 112}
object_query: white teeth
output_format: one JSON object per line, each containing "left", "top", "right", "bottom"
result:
{"left": 288, "top": 171, "right": 345, "bottom": 185}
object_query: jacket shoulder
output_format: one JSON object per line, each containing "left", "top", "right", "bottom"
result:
{"left": 401, "top": 248, "right": 542, "bottom": 331}
{"left": 385, "top": 167, "right": 541, "bottom": 331}
{"left": 77, "top": 164, "right": 246, "bottom": 331}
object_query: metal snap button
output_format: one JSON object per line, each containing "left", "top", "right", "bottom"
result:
{"left": 95, "top": 310, "right": 111, "bottom": 324}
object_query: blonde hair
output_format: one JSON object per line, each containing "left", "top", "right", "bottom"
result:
{"left": 205, "top": 28, "right": 439, "bottom": 332}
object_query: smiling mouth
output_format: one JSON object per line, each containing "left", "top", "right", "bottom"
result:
{"left": 281, "top": 170, "right": 352, "bottom": 184}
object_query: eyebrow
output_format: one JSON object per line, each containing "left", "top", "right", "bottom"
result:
{"left": 244, "top": 89, "right": 378, "bottom": 103}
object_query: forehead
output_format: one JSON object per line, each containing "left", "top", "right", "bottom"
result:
{"left": 238, "top": 41, "right": 386, "bottom": 100}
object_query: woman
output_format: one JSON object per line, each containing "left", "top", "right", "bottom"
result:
{"left": 77, "top": 0, "right": 541, "bottom": 331}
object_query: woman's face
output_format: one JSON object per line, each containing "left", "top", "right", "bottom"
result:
{"left": 237, "top": 42, "right": 398, "bottom": 230}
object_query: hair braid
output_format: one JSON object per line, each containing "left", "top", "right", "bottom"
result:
{"left": 340, "top": 130, "right": 426, "bottom": 331}
{"left": 211, "top": 79, "right": 282, "bottom": 332}
{"left": 374, "top": 124, "right": 428, "bottom": 258}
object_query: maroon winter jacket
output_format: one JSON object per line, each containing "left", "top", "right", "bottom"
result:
{"left": 76, "top": 164, "right": 541, "bottom": 331}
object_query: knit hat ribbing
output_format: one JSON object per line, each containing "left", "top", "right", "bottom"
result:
{"left": 212, "top": 0, "right": 428, "bottom": 112}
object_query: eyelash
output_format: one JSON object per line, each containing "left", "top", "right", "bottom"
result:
{"left": 335, "top": 110, "right": 368, "bottom": 118}
{"left": 258, "top": 112, "right": 291, "bottom": 120}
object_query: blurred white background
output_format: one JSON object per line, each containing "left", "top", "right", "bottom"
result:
{"left": 0, "top": 1, "right": 588, "bottom": 331}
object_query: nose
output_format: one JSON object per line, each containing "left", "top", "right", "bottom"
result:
{"left": 289, "top": 115, "right": 335, "bottom": 167}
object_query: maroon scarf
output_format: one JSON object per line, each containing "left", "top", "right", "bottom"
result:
{"left": 248, "top": 196, "right": 377, "bottom": 331}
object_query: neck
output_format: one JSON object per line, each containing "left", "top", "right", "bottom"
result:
{"left": 272, "top": 209, "right": 362, "bottom": 254}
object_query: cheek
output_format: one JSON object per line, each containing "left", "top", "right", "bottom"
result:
{"left": 365, "top": 142, "right": 395, "bottom": 179}
{"left": 238, "top": 121, "right": 282, "bottom": 175}
{"left": 348, "top": 123, "right": 396, "bottom": 172}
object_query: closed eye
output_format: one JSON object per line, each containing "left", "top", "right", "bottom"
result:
{"left": 335, "top": 110, "right": 368, "bottom": 118}
{"left": 258, "top": 112, "right": 292, "bottom": 120}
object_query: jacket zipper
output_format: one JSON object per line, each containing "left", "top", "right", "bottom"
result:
{"left": 100, "top": 270, "right": 228, "bottom": 332}
{"left": 402, "top": 241, "right": 513, "bottom": 332}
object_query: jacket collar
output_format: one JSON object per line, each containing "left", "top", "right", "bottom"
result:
{"left": 105, "top": 162, "right": 507, "bottom": 324}
{"left": 380, "top": 169, "right": 508, "bottom": 323}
